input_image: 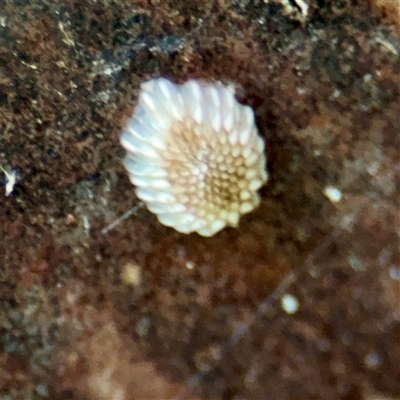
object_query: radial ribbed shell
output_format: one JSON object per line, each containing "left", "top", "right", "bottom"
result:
{"left": 120, "top": 78, "right": 268, "bottom": 237}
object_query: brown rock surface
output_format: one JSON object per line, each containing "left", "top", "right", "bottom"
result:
{"left": 0, "top": 1, "right": 399, "bottom": 399}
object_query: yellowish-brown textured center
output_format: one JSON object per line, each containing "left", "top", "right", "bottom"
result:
{"left": 162, "top": 118, "right": 263, "bottom": 226}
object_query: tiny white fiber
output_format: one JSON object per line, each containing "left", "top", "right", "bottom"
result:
{"left": 120, "top": 78, "right": 268, "bottom": 236}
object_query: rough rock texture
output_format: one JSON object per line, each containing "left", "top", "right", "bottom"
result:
{"left": 0, "top": 1, "right": 399, "bottom": 399}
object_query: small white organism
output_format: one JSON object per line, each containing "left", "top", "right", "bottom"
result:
{"left": 120, "top": 78, "right": 268, "bottom": 236}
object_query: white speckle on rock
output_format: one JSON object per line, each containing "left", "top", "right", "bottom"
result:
{"left": 281, "top": 293, "right": 299, "bottom": 315}
{"left": 349, "top": 253, "right": 365, "bottom": 271}
{"left": 323, "top": 185, "right": 342, "bottom": 203}
{"left": 389, "top": 267, "right": 400, "bottom": 281}
{"left": 1, "top": 167, "right": 18, "bottom": 196}
{"left": 186, "top": 261, "right": 195, "bottom": 270}
{"left": 121, "top": 262, "right": 142, "bottom": 287}
{"left": 294, "top": 0, "right": 309, "bottom": 16}
{"left": 97, "top": 90, "right": 111, "bottom": 103}
{"left": 364, "top": 352, "right": 383, "bottom": 369}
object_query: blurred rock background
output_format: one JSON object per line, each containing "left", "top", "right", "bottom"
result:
{"left": 0, "top": 0, "right": 399, "bottom": 399}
